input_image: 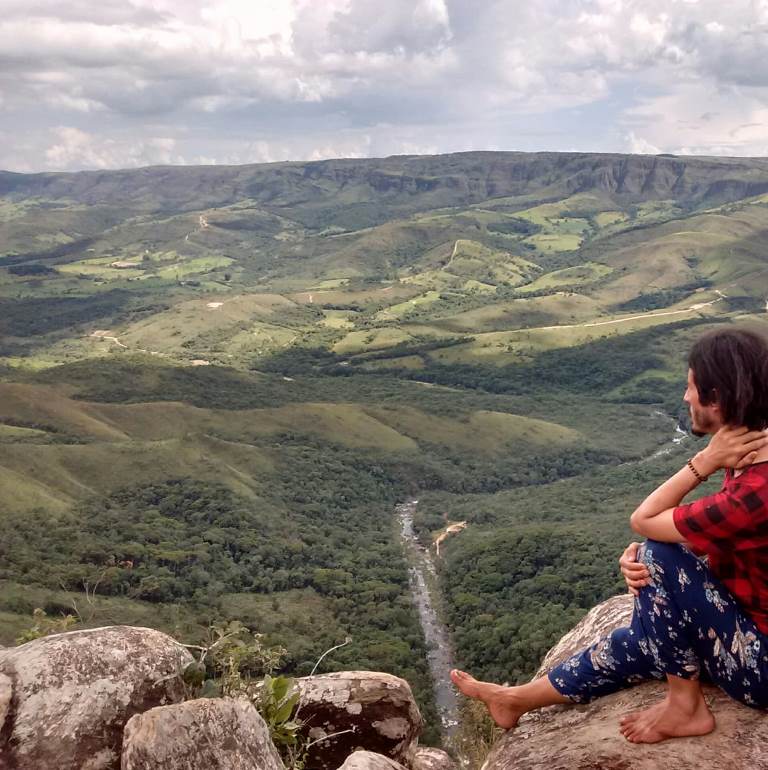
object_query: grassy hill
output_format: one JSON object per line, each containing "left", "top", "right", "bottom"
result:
{"left": 2, "top": 150, "right": 768, "bottom": 745}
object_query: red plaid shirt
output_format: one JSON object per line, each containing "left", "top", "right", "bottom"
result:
{"left": 673, "top": 462, "right": 768, "bottom": 634}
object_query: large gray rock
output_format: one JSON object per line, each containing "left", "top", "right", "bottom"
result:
{"left": 0, "top": 625, "right": 192, "bottom": 770}
{"left": 121, "top": 697, "right": 285, "bottom": 770}
{"left": 483, "top": 594, "right": 768, "bottom": 770}
{"left": 337, "top": 750, "right": 408, "bottom": 770}
{"left": 0, "top": 672, "right": 11, "bottom": 737}
{"left": 411, "top": 747, "right": 456, "bottom": 770}
{"left": 292, "top": 671, "right": 423, "bottom": 770}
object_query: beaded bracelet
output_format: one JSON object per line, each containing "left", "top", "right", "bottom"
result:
{"left": 686, "top": 458, "right": 708, "bottom": 482}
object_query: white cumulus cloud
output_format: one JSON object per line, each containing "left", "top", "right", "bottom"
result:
{"left": 1, "top": 0, "right": 768, "bottom": 170}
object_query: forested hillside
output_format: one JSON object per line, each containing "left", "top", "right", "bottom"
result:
{"left": 1, "top": 151, "right": 767, "bottom": 743}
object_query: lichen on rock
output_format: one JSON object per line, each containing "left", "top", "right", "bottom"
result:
{"left": 411, "top": 746, "right": 456, "bottom": 770}
{"left": 121, "top": 697, "right": 285, "bottom": 770}
{"left": 292, "top": 671, "right": 423, "bottom": 770}
{"left": 0, "top": 625, "right": 192, "bottom": 770}
{"left": 337, "top": 750, "right": 409, "bottom": 770}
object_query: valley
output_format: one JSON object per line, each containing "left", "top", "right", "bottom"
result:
{"left": 1, "top": 151, "right": 767, "bottom": 747}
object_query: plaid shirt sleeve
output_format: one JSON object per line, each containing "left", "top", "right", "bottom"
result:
{"left": 673, "top": 471, "right": 768, "bottom": 553}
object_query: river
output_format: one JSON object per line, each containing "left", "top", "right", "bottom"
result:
{"left": 396, "top": 499, "right": 460, "bottom": 742}
{"left": 396, "top": 412, "right": 689, "bottom": 744}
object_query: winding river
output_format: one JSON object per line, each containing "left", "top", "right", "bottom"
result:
{"left": 397, "top": 499, "right": 460, "bottom": 742}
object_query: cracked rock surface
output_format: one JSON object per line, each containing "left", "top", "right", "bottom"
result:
{"left": 337, "top": 750, "right": 409, "bottom": 770}
{"left": 411, "top": 747, "right": 456, "bottom": 770}
{"left": 0, "top": 625, "right": 192, "bottom": 770}
{"left": 121, "top": 697, "right": 285, "bottom": 770}
{"left": 293, "top": 671, "right": 423, "bottom": 770}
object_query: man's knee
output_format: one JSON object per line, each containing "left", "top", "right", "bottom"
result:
{"left": 640, "top": 539, "right": 697, "bottom": 572}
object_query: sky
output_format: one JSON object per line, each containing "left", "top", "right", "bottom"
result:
{"left": 1, "top": 0, "right": 768, "bottom": 172}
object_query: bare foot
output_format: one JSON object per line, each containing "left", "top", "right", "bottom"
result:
{"left": 618, "top": 695, "right": 715, "bottom": 743}
{"left": 450, "top": 669, "right": 524, "bottom": 730}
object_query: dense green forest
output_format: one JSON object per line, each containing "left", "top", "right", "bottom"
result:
{"left": 413, "top": 449, "right": 720, "bottom": 683}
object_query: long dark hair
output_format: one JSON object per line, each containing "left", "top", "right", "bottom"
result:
{"left": 689, "top": 326, "right": 768, "bottom": 430}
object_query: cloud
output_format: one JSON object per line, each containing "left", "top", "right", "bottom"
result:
{"left": 44, "top": 127, "right": 181, "bottom": 169}
{"left": 1, "top": 0, "right": 768, "bottom": 170}
{"left": 623, "top": 83, "right": 768, "bottom": 156}
{"left": 625, "top": 131, "right": 661, "bottom": 155}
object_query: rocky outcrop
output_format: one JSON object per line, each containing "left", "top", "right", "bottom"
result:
{"left": 292, "top": 671, "right": 424, "bottom": 770}
{"left": 0, "top": 624, "right": 435, "bottom": 770}
{"left": 411, "top": 746, "right": 456, "bottom": 770}
{"left": 483, "top": 594, "right": 768, "bottom": 770}
{"left": 337, "top": 751, "right": 408, "bottom": 770}
{"left": 0, "top": 673, "right": 11, "bottom": 737}
{"left": 121, "top": 697, "right": 285, "bottom": 770}
{"left": 0, "top": 625, "right": 192, "bottom": 770}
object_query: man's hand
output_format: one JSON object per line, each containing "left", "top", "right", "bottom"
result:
{"left": 619, "top": 542, "right": 650, "bottom": 596}
{"left": 695, "top": 426, "right": 768, "bottom": 477}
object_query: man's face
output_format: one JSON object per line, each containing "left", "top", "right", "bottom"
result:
{"left": 684, "top": 368, "right": 722, "bottom": 436}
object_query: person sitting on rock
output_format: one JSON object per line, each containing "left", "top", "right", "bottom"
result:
{"left": 451, "top": 326, "right": 768, "bottom": 744}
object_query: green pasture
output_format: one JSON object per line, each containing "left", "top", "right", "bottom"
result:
{"left": 318, "top": 309, "right": 357, "bottom": 329}
{"left": 428, "top": 293, "right": 602, "bottom": 334}
{"left": 375, "top": 290, "right": 443, "bottom": 320}
{"left": 0, "top": 424, "right": 48, "bottom": 440}
{"left": 522, "top": 232, "right": 583, "bottom": 252}
{"left": 517, "top": 262, "right": 613, "bottom": 293}
{"left": 57, "top": 257, "right": 144, "bottom": 281}
{"left": 359, "top": 354, "right": 426, "bottom": 371}
{"left": 155, "top": 256, "right": 234, "bottom": 279}
{"left": 425, "top": 302, "right": 731, "bottom": 365}
{"left": 400, "top": 268, "right": 460, "bottom": 291}
{"left": 462, "top": 279, "right": 497, "bottom": 293}
{"left": 224, "top": 322, "right": 299, "bottom": 358}
{"left": 594, "top": 211, "right": 628, "bottom": 227}
{"left": 449, "top": 240, "right": 540, "bottom": 285}
{"left": 333, "top": 327, "right": 415, "bottom": 354}
{"left": 309, "top": 278, "right": 351, "bottom": 289}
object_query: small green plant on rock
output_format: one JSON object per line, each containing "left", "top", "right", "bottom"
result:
{"left": 179, "top": 622, "right": 355, "bottom": 770}
{"left": 180, "top": 620, "right": 306, "bottom": 766}
{"left": 15, "top": 608, "right": 77, "bottom": 644}
{"left": 257, "top": 674, "right": 303, "bottom": 755}
{"left": 181, "top": 620, "right": 286, "bottom": 696}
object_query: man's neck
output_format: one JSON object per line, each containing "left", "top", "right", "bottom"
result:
{"left": 733, "top": 443, "right": 768, "bottom": 477}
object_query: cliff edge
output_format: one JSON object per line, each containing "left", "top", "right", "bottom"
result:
{"left": 482, "top": 594, "right": 768, "bottom": 770}
{"left": 2, "top": 596, "right": 766, "bottom": 769}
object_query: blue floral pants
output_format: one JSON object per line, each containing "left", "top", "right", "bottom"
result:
{"left": 548, "top": 540, "right": 768, "bottom": 708}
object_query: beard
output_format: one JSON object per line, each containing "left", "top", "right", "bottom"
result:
{"left": 690, "top": 406, "right": 716, "bottom": 437}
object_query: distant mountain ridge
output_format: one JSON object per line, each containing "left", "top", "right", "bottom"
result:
{"left": 4, "top": 151, "right": 768, "bottom": 217}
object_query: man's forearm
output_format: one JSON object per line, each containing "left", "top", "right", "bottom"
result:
{"left": 629, "top": 451, "right": 714, "bottom": 539}
{"left": 631, "top": 460, "right": 703, "bottom": 522}
{"left": 633, "top": 450, "right": 717, "bottom": 522}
